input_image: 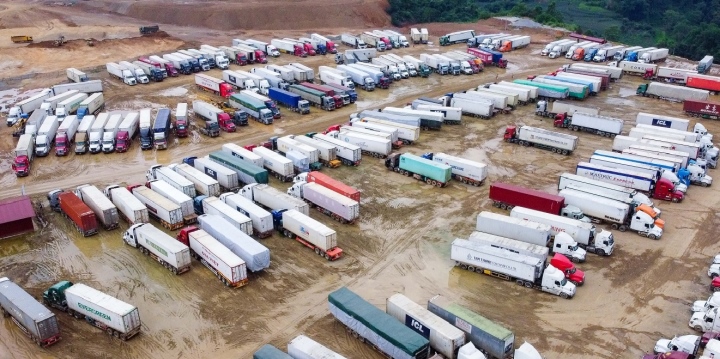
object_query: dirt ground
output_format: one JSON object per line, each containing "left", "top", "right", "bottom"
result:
{"left": 1, "top": 2, "right": 719, "bottom": 359}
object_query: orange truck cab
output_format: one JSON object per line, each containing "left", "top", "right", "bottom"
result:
{"left": 572, "top": 48, "right": 585, "bottom": 61}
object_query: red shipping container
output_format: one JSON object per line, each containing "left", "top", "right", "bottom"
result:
{"left": 489, "top": 182, "right": 565, "bottom": 214}
{"left": 58, "top": 192, "right": 98, "bottom": 237}
{"left": 306, "top": 171, "right": 360, "bottom": 202}
{"left": 683, "top": 100, "right": 720, "bottom": 117}
{"left": 687, "top": 74, "right": 720, "bottom": 92}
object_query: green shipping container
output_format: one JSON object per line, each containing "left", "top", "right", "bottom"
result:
{"left": 230, "top": 93, "right": 266, "bottom": 112}
{"left": 289, "top": 84, "right": 325, "bottom": 98}
{"left": 513, "top": 79, "right": 570, "bottom": 96}
{"left": 209, "top": 151, "right": 269, "bottom": 184}
{"left": 328, "top": 287, "right": 429, "bottom": 358}
{"left": 253, "top": 344, "right": 292, "bottom": 359}
{"left": 400, "top": 154, "right": 452, "bottom": 183}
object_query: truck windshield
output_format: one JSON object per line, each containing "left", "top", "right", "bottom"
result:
{"left": 102, "top": 138, "right": 113, "bottom": 145}
{"left": 560, "top": 278, "right": 568, "bottom": 286}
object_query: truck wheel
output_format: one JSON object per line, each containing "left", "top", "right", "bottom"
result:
{"left": 315, "top": 248, "right": 321, "bottom": 255}
{"left": 672, "top": 197, "right": 679, "bottom": 203}
{"left": 695, "top": 325, "right": 704, "bottom": 332}
{"left": 107, "top": 328, "right": 114, "bottom": 336}
{"left": 570, "top": 256, "right": 580, "bottom": 263}
{"left": 524, "top": 281, "right": 533, "bottom": 288}
{"left": 467, "top": 266, "right": 475, "bottom": 272}
{"left": 551, "top": 148, "right": 558, "bottom": 153}
{"left": 595, "top": 249, "right": 606, "bottom": 256}
{"left": 560, "top": 292, "right": 570, "bottom": 299}
{"left": 714, "top": 286, "right": 720, "bottom": 292}
{"left": 647, "top": 234, "right": 657, "bottom": 240}
{"left": 702, "top": 182, "right": 710, "bottom": 187}
{"left": 561, "top": 150, "right": 569, "bottom": 155}
{"left": 618, "top": 225, "right": 627, "bottom": 232}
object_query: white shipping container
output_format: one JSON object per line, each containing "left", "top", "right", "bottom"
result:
{"left": 219, "top": 193, "right": 273, "bottom": 238}
{"left": 252, "top": 146, "right": 294, "bottom": 177}
{"left": 64, "top": 284, "right": 141, "bottom": 337}
{"left": 550, "top": 101, "right": 599, "bottom": 116}
{"left": 124, "top": 223, "right": 191, "bottom": 272}
{"left": 475, "top": 211, "right": 551, "bottom": 246}
{"left": 194, "top": 157, "right": 239, "bottom": 190}
{"left": 570, "top": 113, "right": 624, "bottom": 135}
{"left": 430, "top": 152, "right": 487, "bottom": 184}
{"left": 630, "top": 128, "right": 688, "bottom": 142}
{"left": 558, "top": 172, "right": 655, "bottom": 208}
{"left": 300, "top": 182, "right": 359, "bottom": 222}
{"left": 475, "top": 88, "right": 518, "bottom": 108}
{"left": 76, "top": 184, "right": 119, "bottom": 229}
{"left": 517, "top": 126, "right": 578, "bottom": 152}
{"left": 339, "top": 126, "right": 393, "bottom": 143}
{"left": 559, "top": 189, "right": 629, "bottom": 225}
{"left": 488, "top": 84, "right": 531, "bottom": 103}
{"left": 351, "top": 118, "right": 419, "bottom": 143}
{"left": 642, "top": 135, "right": 701, "bottom": 159}
{"left": 467, "top": 231, "right": 549, "bottom": 263}
{"left": 197, "top": 214, "right": 270, "bottom": 272}
{"left": 277, "top": 136, "right": 320, "bottom": 164}
{"left": 202, "top": 196, "right": 252, "bottom": 235}
{"left": 312, "top": 134, "right": 362, "bottom": 164}
{"left": 171, "top": 163, "right": 221, "bottom": 197}
{"left": 644, "top": 82, "right": 709, "bottom": 101}
{"left": 332, "top": 131, "right": 391, "bottom": 156}
{"left": 498, "top": 81, "right": 538, "bottom": 99}
{"left": 451, "top": 239, "right": 542, "bottom": 283}
{"left": 148, "top": 180, "right": 195, "bottom": 219}
{"left": 635, "top": 112, "right": 690, "bottom": 132}
{"left": 292, "top": 135, "right": 339, "bottom": 163}
{"left": 385, "top": 294, "right": 466, "bottom": 359}
{"left": 510, "top": 207, "right": 596, "bottom": 246}
{"left": 282, "top": 210, "right": 337, "bottom": 251}
{"left": 241, "top": 184, "right": 309, "bottom": 216}
{"left": 131, "top": 186, "right": 184, "bottom": 228}
{"left": 449, "top": 97, "right": 494, "bottom": 118}
{"left": 188, "top": 229, "right": 247, "bottom": 286}
{"left": 221, "top": 143, "right": 264, "bottom": 167}
{"left": 147, "top": 166, "right": 196, "bottom": 198}
{"left": 636, "top": 124, "right": 699, "bottom": 142}
{"left": 463, "top": 91, "right": 508, "bottom": 110}
{"left": 576, "top": 162, "right": 654, "bottom": 192}
{"left": 629, "top": 145, "right": 690, "bottom": 168}
{"left": 106, "top": 186, "right": 149, "bottom": 224}
{"left": 288, "top": 335, "right": 347, "bottom": 359}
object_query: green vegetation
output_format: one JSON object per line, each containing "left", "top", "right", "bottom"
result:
{"left": 386, "top": 0, "right": 720, "bottom": 61}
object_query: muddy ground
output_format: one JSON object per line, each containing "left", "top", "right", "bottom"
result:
{"left": 1, "top": 2, "right": 719, "bottom": 359}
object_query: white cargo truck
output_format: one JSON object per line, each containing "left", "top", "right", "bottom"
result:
{"left": 329, "top": 130, "right": 392, "bottom": 158}
{"left": 130, "top": 185, "right": 184, "bottom": 230}
{"left": 55, "top": 93, "right": 88, "bottom": 119}
{"left": 240, "top": 183, "right": 309, "bottom": 215}
{"left": 252, "top": 146, "right": 295, "bottom": 181}
{"left": 123, "top": 223, "right": 191, "bottom": 274}
{"left": 347, "top": 120, "right": 400, "bottom": 143}
{"left": 426, "top": 152, "right": 487, "bottom": 186}
{"left": 312, "top": 133, "right": 362, "bottom": 166}
{"left": 467, "top": 231, "right": 552, "bottom": 265}
{"left": 197, "top": 214, "right": 271, "bottom": 272}
{"left": 475, "top": 88, "right": 519, "bottom": 108}
{"left": 475, "top": 211, "right": 552, "bottom": 247}
{"left": 75, "top": 184, "right": 119, "bottom": 230}
{"left": 183, "top": 228, "right": 247, "bottom": 287}
{"left": 487, "top": 84, "right": 532, "bottom": 105}
{"left": 559, "top": 112, "right": 623, "bottom": 137}
{"left": 498, "top": 81, "right": 539, "bottom": 101}
{"left": 191, "top": 156, "right": 240, "bottom": 191}
{"left": 221, "top": 143, "right": 264, "bottom": 167}
{"left": 459, "top": 91, "right": 509, "bottom": 111}
{"left": 147, "top": 180, "right": 197, "bottom": 224}
{"left": 277, "top": 136, "right": 321, "bottom": 168}
{"left": 351, "top": 117, "right": 420, "bottom": 144}
{"left": 219, "top": 193, "right": 273, "bottom": 238}
{"left": 636, "top": 112, "right": 690, "bottom": 131}
{"left": 200, "top": 196, "right": 253, "bottom": 235}
{"left": 638, "top": 82, "right": 709, "bottom": 102}
{"left": 76, "top": 93, "right": 105, "bottom": 119}
{"left": 536, "top": 101, "right": 599, "bottom": 118}
{"left": 558, "top": 172, "right": 657, "bottom": 208}
{"left": 291, "top": 135, "right": 342, "bottom": 168}
{"left": 100, "top": 113, "right": 122, "bottom": 153}
{"left": 413, "top": 104, "right": 463, "bottom": 125}
{"left": 288, "top": 335, "right": 347, "bottom": 359}
{"left": 448, "top": 96, "right": 494, "bottom": 119}
{"left": 106, "top": 63, "right": 137, "bottom": 86}
{"left": 54, "top": 114, "right": 79, "bottom": 156}
{"left": 62, "top": 283, "right": 141, "bottom": 340}
{"left": 146, "top": 165, "right": 197, "bottom": 198}
{"left": 386, "top": 294, "right": 466, "bottom": 359}
{"left": 86, "top": 112, "right": 106, "bottom": 153}
{"left": 104, "top": 185, "right": 149, "bottom": 224}
{"left": 279, "top": 209, "right": 342, "bottom": 261}
{"left": 505, "top": 125, "right": 579, "bottom": 155}
{"left": 35, "top": 115, "right": 60, "bottom": 157}
{"left": 170, "top": 163, "right": 221, "bottom": 197}
{"left": 287, "top": 182, "right": 359, "bottom": 223}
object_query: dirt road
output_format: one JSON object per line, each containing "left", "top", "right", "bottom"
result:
{"left": 1, "top": 5, "right": 719, "bottom": 359}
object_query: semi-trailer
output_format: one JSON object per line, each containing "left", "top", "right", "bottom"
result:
{"left": 144, "top": 56, "right": 176, "bottom": 77}
{"left": 293, "top": 171, "right": 360, "bottom": 201}
{"left": 6, "top": 88, "right": 52, "bottom": 126}
{"left": 288, "top": 335, "right": 348, "bottom": 359}
{"left": 240, "top": 183, "right": 309, "bottom": 215}
{"left": 589, "top": 154, "right": 690, "bottom": 193}
{"left": 558, "top": 172, "right": 660, "bottom": 214}
{"left": 381, "top": 106, "right": 443, "bottom": 130}
{"left": 267, "top": 88, "right": 310, "bottom": 114}
{"left": 336, "top": 125, "right": 401, "bottom": 148}
{"left": 54, "top": 92, "right": 88, "bottom": 119}
{"left": 272, "top": 209, "right": 342, "bottom": 260}
{"left": 451, "top": 239, "right": 576, "bottom": 298}
{"left": 275, "top": 136, "right": 322, "bottom": 169}
{"left": 152, "top": 108, "right": 171, "bottom": 150}
{"left": 11, "top": 134, "right": 33, "bottom": 176}
{"left": 385, "top": 153, "right": 452, "bottom": 187}
{"left": 576, "top": 161, "right": 684, "bottom": 202}
{"left": 686, "top": 74, "right": 720, "bottom": 94}
{"left": 119, "top": 61, "right": 150, "bottom": 84}
{"left": 683, "top": 99, "right": 720, "bottom": 120}
{"left": 228, "top": 93, "right": 274, "bottom": 125}
{"left": 209, "top": 151, "right": 269, "bottom": 185}
{"left": 654, "top": 67, "right": 697, "bottom": 84}
{"left": 503, "top": 125, "right": 578, "bottom": 155}
{"left": 42, "top": 281, "right": 140, "bottom": 340}
{"left": 252, "top": 67, "right": 290, "bottom": 91}
{"left": 197, "top": 214, "right": 270, "bottom": 272}
{"left": 355, "top": 109, "right": 422, "bottom": 127}
{"left": 444, "top": 95, "right": 495, "bottom": 119}
{"left": 348, "top": 63, "right": 391, "bottom": 89}
{"left": 75, "top": 184, "right": 119, "bottom": 230}
{"left": 488, "top": 182, "right": 589, "bottom": 221}
{"left": 440, "top": 30, "right": 476, "bottom": 46}
{"left": 328, "top": 287, "right": 430, "bottom": 358}
{"left": 554, "top": 112, "right": 623, "bottom": 137}
{"left": 100, "top": 113, "right": 122, "bottom": 153}
{"left": 552, "top": 72, "right": 603, "bottom": 94}
{"left": 310, "top": 133, "right": 362, "bottom": 166}
{"left": 192, "top": 100, "right": 234, "bottom": 135}
{"left": 299, "top": 82, "right": 342, "bottom": 108}
{"left": 54, "top": 114, "right": 79, "bottom": 156}
{"left": 287, "top": 181, "right": 360, "bottom": 223}
{"left": 55, "top": 190, "right": 98, "bottom": 236}
{"left": 0, "top": 277, "right": 60, "bottom": 347}
{"left": 291, "top": 135, "right": 342, "bottom": 168}
{"left": 637, "top": 82, "right": 710, "bottom": 102}
{"left": 243, "top": 39, "right": 280, "bottom": 57}
{"left": 630, "top": 126, "right": 698, "bottom": 145}
{"left": 104, "top": 185, "right": 149, "bottom": 224}
{"left": 530, "top": 77, "right": 587, "bottom": 100}
{"left": 310, "top": 33, "right": 338, "bottom": 53}
{"left": 146, "top": 165, "right": 196, "bottom": 198}
{"left": 420, "top": 152, "right": 487, "bottom": 186}
{"left": 106, "top": 62, "right": 137, "bottom": 85}
{"left": 336, "top": 65, "right": 376, "bottom": 91}
{"left": 148, "top": 180, "right": 197, "bottom": 224}
{"left": 195, "top": 196, "right": 252, "bottom": 235}
{"left": 698, "top": 55, "right": 714, "bottom": 74}
{"left": 512, "top": 79, "right": 569, "bottom": 100}
{"left": 138, "top": 108, "right": 153, "bottom": 150}
{"left": 287, "top": 84, "right": 335, "bottom": 111}
{"left": 250, "top": 146, "right": 295, "bottom": 181}
{"left": 329, "top": 130, "right": 392, "bottom": 158}
{"left": 187, "top": 156, "right": 240, "bottom": 191}
{"left": 219, "top": 192, "right": 273, "bottom": 238}
{"left": 115, "top": 112, "right": 139, "bottom": 153}
{"left": 350, "top": 117, "right": 419, "bottom": 144}
{"left": 129, "top": 185, "right": 184, "bottom": 230}
{"left": 636, "top": 112, "right": 690, "bottom": 131}
{"left": 324, "top": 83, "right": 357, "bottom": 104}
{"left": 170, "top": 163, "right": 221, "bottom": 197}
{"left": 345, "top": 119, "right": 402, "bottom": 144}
{"left": 411, "top": 103, "right": 462, "bottom": 125}
{"left": 123, "top": 222, "right": 191, "bottom": 274}
{"left": 176, "top": 227, "right": 247, "bottom": 287}
{"left": 76, "top": 92, "right": 105, "bottom": 119}
{"left": 35, "top": 115, "right": 59, "bottom": 157}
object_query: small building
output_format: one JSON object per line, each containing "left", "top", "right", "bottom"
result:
{"left": 0, "top": 196, "right": 35, "bottom": 239}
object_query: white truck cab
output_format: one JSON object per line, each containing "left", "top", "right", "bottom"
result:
{"left": 693, "top": 293, "right": 720, "bottom": 312}
{"left": 540, "top": 265, "right": 577, "bottom": 298}
{"left": 654, "top": 335, "right": 699, "bottom": 355}
{"left": 690, "top": 307, "right": 720, "bottom": 332}
{"left": 552, "top": 232, "right": 587, "bottom": 262}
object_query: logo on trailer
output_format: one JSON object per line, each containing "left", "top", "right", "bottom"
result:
{"left": 405, "top": 315, "right": 430, "bottom": 338}
{"left": 454, "top": 317, "right": 472, "bottom": 334}
{"left": 299, "top": 226, "right": 310, "bottom": 236}
{"left": 146, "top": 238, "right": 168, "bottom": 257}
{"left": 204, "top": 168, "right": 218, "bottom": 179}
{"left": 78, "top": 303, "right": 112, "bottom": 321}
{"left": 652, "top": 119, "right": 671, "bottom": 128}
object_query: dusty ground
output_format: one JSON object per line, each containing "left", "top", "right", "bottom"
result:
{"left": 0, "top": 2, "right": 719, "bottom": 359}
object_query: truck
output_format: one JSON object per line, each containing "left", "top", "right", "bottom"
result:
{"left": 503, "top": 125, "right": 578, "bottom": 155}
{"left": 241, "top": 90, "right": 280, "bottom": 118}
{"left": 310, "top": 133, "right": 362, "bottom": 166}
{"left": 234, "top": 43, "right": 269, "bottom": 64}
{"left": 319, "top": 67, "right": 355, "bottom": 89}
{"left": 138, "top": 108, "right": 153, "bottom": 150}
{"left": 554, "top": 112, "right": 623, "bottom": 138}
{"left": 385, "top": 153, "right": 452, "bottom": 187}
{"left": 41, "top": 90, "right": 80, "bottom": 115}
{"left": 6, "top": 89, "right": 52, "bottom": 126}
{"left": 474, "top": 87, "right": 518, "bottom": 109}
{"left": 133, "top": 60, "right": 164, "bottom": 82}
{"left": 498, "top": 35, "right": 531, "bottom": 52}
{"left": 119, "top": 61, "right": 150, "bottom": 84}
{"left": 106, "top": 62, "right": 137, "bottom": 85}
{"left": 152, "top": 108, "right": 171, "bottom": 150}
{"left": 512, "top": 79, "right": 569, "bottom": 100}
{"left": 444, "top": 95, "right": 494, "bottom": 119}
{"left": 287, "top": 181, "right": 359, "bottom": 223}
{"left": 171, "top": 163, "right": 220, "bottom": 197}
{"left": 219, "top": 193, "right": 273, "bottom": 238}
{"left": 12, "top": 134, "right": 33, "bottom": 176}
{"left": 560, "top": 188, "right": 663, "bottom": 239}
{"left": 192, "top": 100, "right": 235, "bottom": 135}
{"left": 123, "top": 222, "right": 191, "bottom": 274}
{"left": 271, "top": 39, "right": 306, "bottom": 57}
{"left": 653, "top": 66, "right": 697, "bottom": 84}
{"left": 148, "top": 180, "right": 197, "bottom": 224}
{"left": 144, "top": 56, "right": 176, "bottom": 77}
{"left": 511, "top": 206, "right": 615, "bottom": 256}
{"left": 209, "top": 151, "right": 269, "bottom": 186}
{"left": 559, "top": 172, "right": 661, "bottom": 213}
{"left": 535, "top": 100, "right": 599, "bottom": 119}
{"left": 228, "top": 93, "right": 274, "bottom": 125}
{"left": 223, "top": 69, "right": 256, "bottom": 91}
{"left": 75, "top": 184, "right": 119, "bottom": 230}
{"left": 100, "top": 113, "right": 121, "bottom": 153}
{"left": 195, "top": 196, "right": 252, "bottom": 235}
{"left": 221, "top": 143, "right": 263, "bottom": 167}
{"left": 324, "top": 83, "right": 357, "bottom": 104}
{"left": 371, "top": 30, "right": 394, "bottom": 49}
{"left": 130, "top": 185, "right": 184, "bottom": 230}
{"left": 687, "top": 74, "right": 720, "bottom": 94}
{"left": 240, "top": 183, "right": 309, "bottom": 216}
{"left": 283, "top": 38, "right": 315, "bottom": 56}
{"left": 174, "top": 103, "right": 188, "bottom": 138}
{"left": 329, "top": 130, "right": 391, "bottom": 158}
{"left": 244, "top": 39, "right": 280, "bottom": 57}
{"left": 310, "top": 33, "right": 338, "bottom": 53}
{"left": 564, "top": 67, "right": 612, "bottom": 89}
{"left": 592, "top": 45, "right": 623, "bottom": 62}
{"left": 419, "top": 152, "right": 487, "bottom": 186}
{"left": 76, "top": 92, "right": 105, "bottom": 119}
{"left": 549, "top": 73, "right": 601, "bottom": 95}
{"left": 373, "top": 57, "right": 402, "bottom": 79}
{"left": 54, "top": 115, "right": 79, "bottom": 156}
{"left": 252, "top": 67, "right": 290, "bottom": 90}
{"left": 411, "top": 28, "right": 422, "bottom": 44}
{"left": 52, "top": 81, "right": 102, "bottom": 97}
{"left": 174, "top": 52, "right": 202, "bottom": 72}
{"left": 195, "top": 74, "right": 234, "bottom": 98}
{"left": 146, "top": 164, "right": 196, "bottom": 198}
{"left": 287, "top": 84, "right": 335, "bottom": 111}
{"left": 345, "top": 119, "right": 402, "bottom": 144}
{"left": 197, "top": 214, "right": 270, "bottom": 272}
{"left": 264, "top": 64, "right": 295, "bottom": 83}
{"left": 57, "top": 191, "right": 98, "bottom": 236}
{"left": 475, "top": 211, "right": 550, "bottom": 246}
{"left": 195, "top": 46, "right": 229, "bottom": 68}
{"left": 402, "top": 55, "right": 432, "bottom": 77}
{"left": 451, "top": 239, "right": 576, "bottom": 298}
{"left": 293, "top": 172, "right": 359, "bottom": 202}
{"left": 176, "top": 227, "right": 247, "bottom": 287}
{"left": 66, "top": 67, "right": 88, "bottom": 83}
{"left": 341, "top": 34, "right": 367, "bottom": 49}
{"left": 336, "top": 125, "right": 401, "bottom": 149}
{"left": 637, "top": 82, "right": 711, "bottom": 102}
{"left": 683, "top": 99, "right": 720, "bottom": 120}
{"left": 577, "top": 161, "right": 684, "bottom": 203}
{"left": 239, "top": 70, "right": 273, "bottom": 94}
{"left": 698, "top": 55, "right": 714, "bottom": 74}
{"left": 616, "top": 61, "right": 658, "bottom": 78}
{"left": 290, "top": 135, "right": 341, "bottom": 168}
{"left": 488, "top": 182, "right": 589, "bottom": 222}
{"left": 336, "top": 65, "right": 376, "bottom": 90}
{"left": 639, "top": 48, "right": 669, "bottom": 63}
{"left": 251, "top": 146, "right": 295, "bottom": 181}
{"left": 348, "top": 63, "right": 390, "bottom": 89}
{"left": 115, "top": 112, "right": 139, "bottom": 153}
{"left": 219, "top": 45, "right": 248, "bottom": 65}
{"left": 356, "top": 109, "right": 421, "bottom": 128}
{"left": 55, "top": 92, "right": 88, "bottom": 119}
{"left": 440, "top": 30, "right": 476, "bottom": 46}
{"left": 382, "top": 106, "right": 443, "bottom": 130}
{"left": 35, "top": 115, "right": 59, "bottom": 157}
{"left": 384, "top": 53, "right": 418, "bottom": 76}
{"left": 583, "top": 48, "right": 599, "bottom": 62}
{"left": 104, "top": 184, "right": 148, "bottom": 225}
{"left": 611, "top": 46, "right": 642, "bottom": 61}
{"left": 42, "top": 282, "right": 141, "bottom": 340}
{"left": 299, "top": 37, "right": 326, "bottom": 55}
{"left": 350, "top": 117, "right": 419, "bottom": 144}
{"left": 567, "top": 63, "right": 622, "bottom": 81}
{"left": 275, "top": 136, "right": 322, "bottom": 170}
{"left": 0, "top": 278, "right": 60, "bottom": 347}
{"left": 297, "top": 82, "right": 343, "bottom": 108}
{"left": 162, "top": 53, "right": 192, "bottom": 75}
{"left": 386, "top": 294, "right": 466, "bottom": 359}
{"left": 421, "top": 53, "right": 449, "bottom": 75}
{"left": 530, "top": 77, "right": 587, "bottom": 100}
{"left": 630, "top": 125, "right": 698, "bottom": 144}
{"left": 328, "top": 287, "right": 430, "bottom": 358}
{"left": 272, "top": 209, "right": 342, "bottom": 260}
{"left": 288, "top": 335, "right": 348, "bottom": 359}
{"left": 467, "top": 48, "right": 508, "bottom": 68}
{"left": 186, "top": 156, "right": 239, "bottom": 191}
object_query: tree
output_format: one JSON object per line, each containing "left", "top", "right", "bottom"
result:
{"left": 604, "top": 25, "right": 621, "bottom": 41}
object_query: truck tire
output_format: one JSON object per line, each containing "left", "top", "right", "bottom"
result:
{"left": 695, "top": 325, "right": 704, "bottom": 331}
{"left": 595, "top": 249, "right": 606, "bottom": 256}
{"left": 647, "top": 234, "right": 657, "bottom": 240}
{"left": 560, "top": 292, "right": 570, "bottom": 299}
{"left": 314, "top": 248, "right": 321, "bottom": 255}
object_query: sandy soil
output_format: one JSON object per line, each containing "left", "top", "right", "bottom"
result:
{"left": 1, "top": 2, "right": 719, "bottom": 359}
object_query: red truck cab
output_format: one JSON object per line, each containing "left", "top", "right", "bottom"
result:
{"left": 115, "top": 131, "right": 131, "bottom": 152}
{"left": 712, "top": 277, "right": 720, "bottom": 292}
{"left": 217, "top": 113, "right": 236, "bottom": 132}
{"left": 380, "top": 37, "right": 392, "bottom": 50}
{"left": 163, "top": 63, "right": 178, "bottom": 77}
{"left": 292, "top": 45, "right": 308, "bottom": 58}
{"left": 653, "top": 178, "right": 684, "bottom": 203}
{"left": 219, "top": 83, "right": 234, "bottom": 98}
{"left": 642, "top": 352, "right": 689, "bottom": 359}
{"left": 12, "top": 155, "right": 30, "bottom": 177}
{"left": 301, "top": 82, "right": 343, "bottom": 108}
{"left": 175, "top": 118, "right": 188, "bottom": 137}
{"left": 54, "top": 133, "right": 71, "bottom": 156}
{"left": 253, "top": 50, "right": 268, "bottom": 64}
{"left": 302, "top": 43, "right": 316, "bottom": 56}
{"left": 550, "top": 253, "right": 585, "bottom": 286}
{"left": 176, "top": 226, "right": 197, "bottom": 246}
{"left": 326, "top": 41, "right": 337, "bottom": 54}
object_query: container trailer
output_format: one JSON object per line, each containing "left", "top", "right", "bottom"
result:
{"left": 75, "top": 184, "right": 119, "bottom": 230}
{"left": 385, "top": 153, "right": 452, "bottom": 187}
{"left": 240, "top": 183, "right": 309, "bottom": 216}
{"left": 175, "top": 227, "right": 247, "bottom": 287}
{"left": 146, "top": 165, "right": 196, "bottom": 198}
{"left": 288, "top": 335, "right": 348, "bottom": 359}
{"left": 287, "top": 182, "right": 360, "bottom": 223}
{"left": 683, "top": 100, "right": 720, "bottom": 120}
{"left": 123, "top": 222, "right": 191, "bottom": 274}
{"left": 0, "top": 277, "right": 60, "bottom": 347}
{"left": 687, "top": 74, "right": 720, "bottom": 93}
{"left": 272, "top": 209, "right": 342, "bottom": 260}
{"left": 129, "top": 185, "right": 184, "bottom": 230}
{"left": 351, "top": 117, "right": 420, "bottom": 144}
{"left": 170, "top": 163, "right": 221, "bottom": 197}
{"left": 291, "top": 135, "right": 342, "bottom": 168}
{"left": 420, "top": 152, "right": 487, "bottom": 186}
{"left": 104, "top": 185, "right": 149, "bottom": 224}
{"left": 329, "top": 130, "right": 392, "bottom": 158}
{"left": 147, "top": 180, "right": 197, "bottom": 224}
{"left": 219, "top": 192, "right": 273, "bottom": 238}
{"left": 535, "top": 100, "right": 599, "bottom": 119}
{"left": 197, "top": 214, "right": 270, "bottom": 272}
{"left": 554, "top": 112, "right": 623, "bottom": 137}
{"left": 503, "top": 125, "right": 578, "bottom": 155}
{"left": 268, "top": 88, "right": 310, "bottom": 114}
{"left": 576, "top": 161, "right": 684, "bottom": 202}
{"left": 440, "top": 30, "right": 476, "bottom": 46}
{"left": 186, "top": 156, "right": 240, "bottom": 191}
{"left": 637, "top": 82, "right": 709, "bottom": 102}
{"left": 636, "top": 112, "right": 690, "bottom": 131}
{"left": 56, "top": 191, "right": 98, "bottom": 236}
{"left": 488, "top": 182, "right": 588, "bottom": 222}
{"left": 308, "top": 133, "right": 362, "bottom": 166}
